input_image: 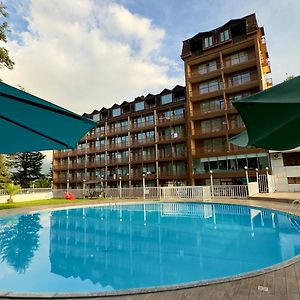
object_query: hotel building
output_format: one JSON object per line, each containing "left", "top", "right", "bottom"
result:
{"left": 181, "top": 13, "right": 271, "bottom": 185}
{"left": 53, "top": 86, "right": 189, "bottom": 189}
{"left": 53, "top": 13, "right": 271, "bottom": 189}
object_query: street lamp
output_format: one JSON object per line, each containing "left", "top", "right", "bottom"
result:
{"left": 67, "top": 179, "right": 70, "bottom": 192}
{"left": 119, "top": 176, "right": 122, "bottom": 198}
{"left": 32, "top": 180, "right": 35, "bottom": 193}
{"left": 255, "top": 168, "right": 259, "bottom": 182}
{"left": 266, "top": 166, "right": 269, "bottom": 175}
{"left": 244, "top": 166, "right": 249, "bottom": 185}
{"left": 142, "top": 173, "right": 146, "bottom": 200}
{"left": 209, "top": 170, "right": 214, "bottom": 198}
{"left": 51, "top": 180, "right": 53, "bottom": 190}
{"left": 83, "top": 179, "right": 86, "bottom": 194}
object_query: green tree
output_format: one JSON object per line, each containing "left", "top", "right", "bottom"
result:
{"left": 12, "top": 152, "right": 45, "bottom": 187}
{"left": 34, "top": 175, "right": 51, "bottom": 188}
{"left": 3, "top": 182, "right": 21, "bottom": 203}
{"left": 0, "top": 3, "right": 14, "bottom": 70}
{"left": 0, "top": 154, "right": 10, "bottom": 187}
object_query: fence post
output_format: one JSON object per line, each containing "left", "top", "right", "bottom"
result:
{"left": 210, "top": 170, "right": 214, "bottom": 198}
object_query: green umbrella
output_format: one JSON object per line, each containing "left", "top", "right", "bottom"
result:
{"left": 0, "top": 82, "right": 96, "bottom": 154}
{"left": 230, "top": 75, "right": 300, "bottom": 151}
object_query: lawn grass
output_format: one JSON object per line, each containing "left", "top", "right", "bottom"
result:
{"left": 0, "top": 198, "right": 103, "bottom": 210}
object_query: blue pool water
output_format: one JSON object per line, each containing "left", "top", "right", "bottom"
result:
{"left": 0, "top": 202, "right": 300, "bottom": 293}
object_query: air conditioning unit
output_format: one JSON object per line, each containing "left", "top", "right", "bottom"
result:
{"left": 271, "top": 153, "right": 281, "bottom": 160}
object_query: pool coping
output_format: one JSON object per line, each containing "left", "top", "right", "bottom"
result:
{"left": 0, "top": 199, "right": 300, "bottom": 299}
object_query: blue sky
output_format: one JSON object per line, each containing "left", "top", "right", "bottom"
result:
{"left": 3, "top": 0, "right": 300, "bottom": 114}
{"left": 2, "top": 0, "right": 300, "bottom": 171}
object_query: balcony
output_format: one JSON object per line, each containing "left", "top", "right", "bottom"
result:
{"left": 188, "top": 68, "right": 222, "bottom": 84}
{"left": 225, "top": 72, "right": 259, "bottom": 93}
{"left": 159, "top": 171, "right": 187, "bottom": 179}
{"left": 223, "top": 51, "right": 257, "bottom": 74}
{"left": 131, "top": 155, "right": 156, "bottom": 164}
{"left": 52, "top": 163, "right": 68, "bottom": 171}
{"left": 107, "top": 142, "right": 129, "bottom": 150}
{"left": 190, "top": 84, "right": 223, "bottom": 102}
{"left": 131, "top": 121, "right": 155, "bottom": 132}
{"left": 158, "top": 152, "right": 187, "bottom": 161}
{"left": 107, "top": 126, "right": 128, "bottom": 136}
{"left": 131, "top": 138, "right": 155, "bottom": 147}
{"left": 157, "top": 114, "right": 185, "bottom": 126}
{"left": 158, "top": 134, "right": 186, "bottom": 143}
{"left": 107, "top": 157, "right": 129, "bottom": 165}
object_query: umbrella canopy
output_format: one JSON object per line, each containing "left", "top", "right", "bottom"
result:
{"left": 0, "top": 82, "right": 96, "bottom": 154}
{"left": 230, "top": 75, "right": 300, "bottom": 151}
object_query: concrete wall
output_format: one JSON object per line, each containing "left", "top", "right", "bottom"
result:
{"left": 270, "top": 152, "right": 300, "bottom": 192}
{"left": 0, "top": 192, "right": 53, "bottom": 204}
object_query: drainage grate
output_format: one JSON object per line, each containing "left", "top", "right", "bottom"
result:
{"left": 258, "top": 285, "right": 269, "bottom": 292}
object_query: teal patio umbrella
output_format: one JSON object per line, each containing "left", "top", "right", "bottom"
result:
{"left": 0, "top": 82, "right": 96, "bottom": 154}
{"left": 230, "top": 75, "right": 300, "bottom": 151}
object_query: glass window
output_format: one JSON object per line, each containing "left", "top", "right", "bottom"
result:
{"left": 219, "top": 30, "right": 230, "bottom": 42}
{"left": 204, "top": 36, "right": 213, "bottom": 48}
{"left": 112, "top": 108, "right": 121, "bottom": 117}
{"left": 161, "top": 94, "right": 173, "bottom": 105}
{"left": 135, "top": 101, "right": 144, "bottom": 111}
{"left": 92, "top": 114, "right": 100, "bottom": 121}
{"left": 198, "top": 60, "right": 218, "bottom": 74}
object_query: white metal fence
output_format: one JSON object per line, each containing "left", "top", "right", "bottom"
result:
{"left": 0, "top": 188, "right": 52, "bottom": 196}
{"left": 212, "top": 185, "right": 248, "bottom": 199}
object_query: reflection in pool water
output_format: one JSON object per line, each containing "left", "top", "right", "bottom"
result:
{"left": 0, "top": 203, "right": 300, "bottom": 293}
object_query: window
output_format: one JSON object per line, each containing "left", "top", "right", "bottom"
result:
{"left": 92, "top": 114, "right": 100, "bottom": 121}
{"left": 200, "top": 98, "right": 224, "bottom": 114}
{"left": 112, "top": 108, "right": 121, "bottom": 117}
{"left": 288, "top": 177, "right": 300, "bottom": 184}
{"left": 135, "top": 101, "right": 144, "bottom": 111}
{"left": 283, "top": 153, "right": 300, "bottom": 166}
{"left": 219, "top": 30, "right": 230, "bottom": 42}
{"left": 229, "top": 72, "right": 251, "bottom": 87}
{"left": 198, "top": 60, "right": 218, "bottom": 75}
{"left": 199, "top": 79, "right": 222, "bottom": 94}
{"left": 161, "top": 93, "right": 173, "bottom": 105}
{"left": 204, "top": 36, "right": 213, "bottom": 48}
{"left": 203, "top": 138, "right": 225, "bottom": 153}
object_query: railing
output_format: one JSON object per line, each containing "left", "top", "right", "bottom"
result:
{"left": 226, "top": 72, "right": 258, "bottom": 88}
{"left": 158, "top": 133, "right": 185, "bottom": 142}
{"left": 212, "top": 185, "right": 248, "bottom": 199}
{"left": 161, "top": 186, "right": 211, "bottom": 201}
{"left": 131, "top": 138, "right": 155, "bottom": 146}
{"left": 224, "top": 51, "right": 256, "bottom": 67}
{"left": 157, "top": 114, "right": 184, "bottom": 124}
{"left": 248, "top": 182, "right": 259, "bottom": 196}
{"left": 131, "top": 121, "right": 154, "bottom": 129}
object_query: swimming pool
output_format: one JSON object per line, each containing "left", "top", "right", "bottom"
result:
{"left": 0, "top": 202, "right": 300, "bottom": 295}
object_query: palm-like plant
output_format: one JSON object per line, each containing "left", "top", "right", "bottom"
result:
{"left": 4, "top": 183, "right": 21, "bottom": 203}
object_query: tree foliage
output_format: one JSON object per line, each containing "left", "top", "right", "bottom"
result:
{"left": 12, "top": 152, "right": 46, "bottom": 187}
{"left": 0, "top": 214, "right": 42, "bottom": 273}
{"left": 3, "top": 182, "right": 21, "bottom": 203}
{"left": 0, "top": 154, "right": 10, "bottom": 187}
{"left": 0, "top": 3, "right": 14, "bottom": 70}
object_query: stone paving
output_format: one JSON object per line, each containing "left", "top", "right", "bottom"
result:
{"left": 1, "top": 198, "right": 300, "bottom": 299}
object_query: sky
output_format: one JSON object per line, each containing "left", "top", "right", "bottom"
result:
{"left": 1, "top": 0, "right": 300, "bottom": 170}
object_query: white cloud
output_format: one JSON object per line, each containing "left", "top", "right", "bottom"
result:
{"left": 2, "top": 0, "right": 183, "bottom": 114}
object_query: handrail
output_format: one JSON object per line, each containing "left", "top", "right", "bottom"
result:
{"left": 288, "top": 199, "right": 300, "bottom": 214}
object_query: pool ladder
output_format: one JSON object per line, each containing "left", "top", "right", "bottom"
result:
{"left": 288, "top": 200, "right": 300, "bottom": 215}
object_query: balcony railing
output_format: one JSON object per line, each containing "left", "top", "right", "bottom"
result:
{"left": 131, "top": 138, "right": 155, "bottom": 146}
{"left": 158, "top": 133, "right": 185, "bottom": 142}
{"left": 224, "top": 51, "right": 256, "bottom": 67}
{"left": 157, "top": 114, "right": 184, "bottom": 124}
{"left": 107, "top": 142, "right": 129, "bottom": 150}
{"left": 226, "top": 72, "right": 258, "bottom": 88}
{"left": 131, "top": 121, "right": 154, "bottom": 129}
{"left": 107, "top": 126, "right": 128, "bottom": 134}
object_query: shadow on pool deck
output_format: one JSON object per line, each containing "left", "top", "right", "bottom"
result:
{"left": 0, "top": 198, "right": 299, "bottom": 300}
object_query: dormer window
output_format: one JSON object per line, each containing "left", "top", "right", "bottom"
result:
{"left": 219, "top": 30, "right": 230, "bottom": 42}
{"left": 112, "top": 107, "right": 121, "bottom": 117}
{"left": 135, "top": 101, "right": 144, "bottom": 111}
{"left": 161, "top": 93, "right": 173, "bottom": 105}
{"left": 204, "top": 36, "right": 213, "bottom": 48}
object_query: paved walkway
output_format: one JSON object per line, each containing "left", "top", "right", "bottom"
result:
{"left": 250, "top": 192, "right": 300, "bottom": 203}
{"left": 1, "top": 198, "right": 300, "bottom": 299}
